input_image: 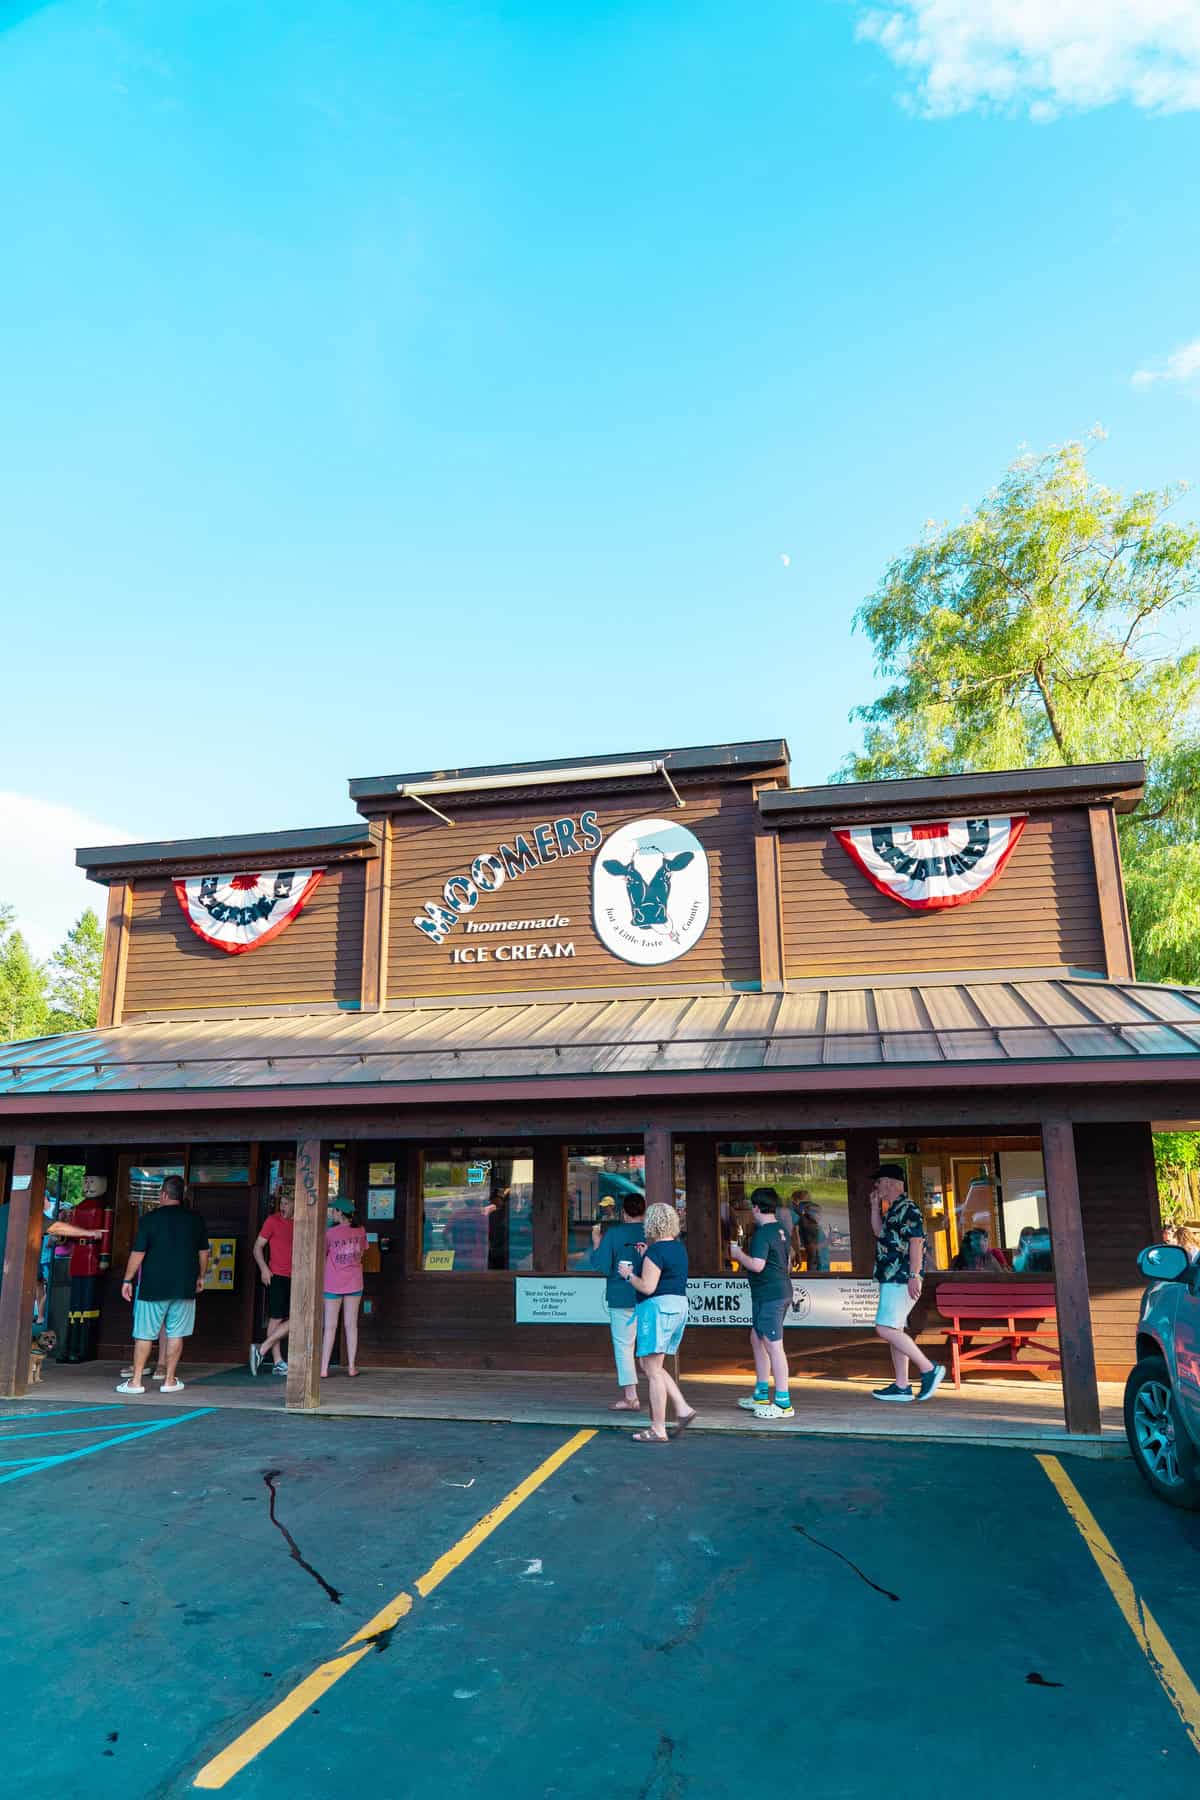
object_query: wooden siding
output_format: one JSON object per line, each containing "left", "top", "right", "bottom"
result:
{"left": 122, "top": 865, "right": 366, "bottom": 1017}
{"left": 779, "top": 810, "right": 1106, "bottom": 979}
{"left": 387, "top": 786, "right": 761, "bottom": 999}
{"left": 1077, "top": 1120, "right": 1158, "bottom": 1381}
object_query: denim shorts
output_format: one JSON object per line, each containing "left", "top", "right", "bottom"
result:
{"left": 636, "top": 1295, "right": 688, "bottom": 1357}
{"left": 875, "top": 1282, "right": 914, "bottom": 1329}
{"left": 751, "top": 1296, "right": 790, "bottom": 1342}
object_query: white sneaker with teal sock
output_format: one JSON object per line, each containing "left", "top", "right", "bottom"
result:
{"left": 738, "top": 1384, "right": 771, "bottom": 1411}
{"left": 753, "top": 1396, "right": 795, "bottom": 1419}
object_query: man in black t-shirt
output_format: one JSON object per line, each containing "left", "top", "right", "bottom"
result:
{"left": 116, "top": 1175, "right": 209, "bottom": 1396}
{"left": 729, "top": 1187, "right": 795, "bottom": 1420}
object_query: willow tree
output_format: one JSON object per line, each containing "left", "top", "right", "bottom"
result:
{"left": 841, "top": 438, "right": 1200, "bottom": 985}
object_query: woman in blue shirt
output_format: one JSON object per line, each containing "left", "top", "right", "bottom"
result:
{"left": 620, "top": 1202, "right": 697, "bottom": 1444}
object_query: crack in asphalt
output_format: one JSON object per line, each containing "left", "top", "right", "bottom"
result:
{"left": 262, "top": 1470, "right": 342, "bottom": 1605}
{"left": 792, "top": 1522, "right": 900, "bottom": 1602}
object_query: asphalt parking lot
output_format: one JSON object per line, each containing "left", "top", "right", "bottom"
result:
{"left": 2, "top": 1403, "right": 1199, "bottom": 1799}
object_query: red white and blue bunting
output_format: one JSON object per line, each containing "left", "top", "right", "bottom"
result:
{"left": 173, "top": 869, "right": 324, "bottom": 953}
{"left": 833, "top": 817, "right": 1026, "bottom": 911}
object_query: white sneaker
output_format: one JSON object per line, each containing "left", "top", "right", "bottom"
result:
{"left": 272, "top": 1360, "right": 288, "bottom": 1375}
{"left": 161, "top": 1379, "right": 185, "bottom": 1393}
{"left": 115, "top": 1380, "right": 144, "bottom": 1395}
{"left": 752, "top": 1401, "right": 796, "bottom": 1419}
{"left": 737, "top": 1396, "right": 768, "bottom": 1411}
{"left": 152, "top": 1369, "right": 167, "bottom": 1381}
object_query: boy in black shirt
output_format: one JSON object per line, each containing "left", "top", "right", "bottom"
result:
{"left": 729, "top": 1187, "right": 795, "bottom": 1419}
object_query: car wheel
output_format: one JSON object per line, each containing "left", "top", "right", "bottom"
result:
{"left": 1124, "top": 1356, "right": 1200, "bottom": 1510}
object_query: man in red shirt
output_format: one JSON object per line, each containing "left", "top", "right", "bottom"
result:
{"left": 61, "top": 1174, "right": 109, "bottom": 1363}
{"left": 249, "top": 1191, "right": 295, "bottom": 1376}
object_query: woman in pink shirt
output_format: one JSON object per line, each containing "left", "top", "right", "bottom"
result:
{"left": 322, "top": 1196, "right": 367, "bottom": 1378}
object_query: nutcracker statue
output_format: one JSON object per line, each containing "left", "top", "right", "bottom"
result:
{"left": 60, "top": 1174, "right": 109, "bottom": 1363}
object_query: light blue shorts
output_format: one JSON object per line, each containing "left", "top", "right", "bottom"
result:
{"left": 133, "top": 1298, "right": 196, "bottom": 1341}
{"left": 875, "top": 1283, "right": 914, "bottom": 1329}
{"left": 636, "top": 1295, "right": 688, "bottom": 1357}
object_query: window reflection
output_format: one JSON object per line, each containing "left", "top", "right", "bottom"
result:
{"left": 718, "top": 1142, "right": 851, "bottom": 1272}
{"left": 421, "top": 1148, "right": 534, "bottom": 1271}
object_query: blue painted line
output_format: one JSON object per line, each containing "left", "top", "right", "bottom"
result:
{"left": 0, "top": 1406, "right": 125, "bottom": 1424}
{"left": 0, "top": 1409, "right": 215, "bottom": 1488}
{"left": 0, "top": 1421, "right": 175, "bottom": 1442}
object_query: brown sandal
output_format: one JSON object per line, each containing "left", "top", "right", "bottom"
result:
{"left": 631, "top": 1429, "right": 670, "bottom": 1444}
{"left": 610, "top": 1399, "right": 641, "bottom": 1411}
{"left": 668, "top": 1410, "right": 698, "bottom": 1438}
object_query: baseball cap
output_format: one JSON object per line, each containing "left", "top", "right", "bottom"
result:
{"left": 330, "top": 1196, "right": 355, "bottom": 1213}
{"left": 873, "top": 1162, "right": 907, "bottom": 1182}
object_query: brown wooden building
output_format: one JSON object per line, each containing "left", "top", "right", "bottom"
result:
{"left": 3, "top": 739, "right": 1198, "bottom": 1433}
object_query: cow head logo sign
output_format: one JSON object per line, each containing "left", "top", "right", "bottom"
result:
{"left": 593, "top": 817, "right": 710, "bottom": 965}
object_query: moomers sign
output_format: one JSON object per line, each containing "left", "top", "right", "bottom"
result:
{"left": 411, "top": 811, "right": 712, "bottom": 966}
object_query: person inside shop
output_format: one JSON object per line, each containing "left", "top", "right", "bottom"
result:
{"left": 249, "top": 1187, "right": 295, "bottom": 1377}
{"left": 730, "top": 1187, "right": 795, "bottom": 1419}
{"left": 1013, "top": 1226, "right": 1052, "bottom": 1272}
{"left": 870, "top": 1161, "right": 945, "bottom": 1404}
{"left": 793, "top": 1191, "right": 831, "bottom": 1273}
{"left": 322, "top": 1196, "right": 367, "bottom": 1378}
{"left": 951, "top": 1227, "right": 1008, "bottom": 1272}
{"left": 589, "top": 1191, "right": 647, "bottom": 1411}
{"left": 447, "top": 1189, "right": 494, "bottom": 1272}
{"left": 619, "top": 1201, "right": 697, "bottom": 1444}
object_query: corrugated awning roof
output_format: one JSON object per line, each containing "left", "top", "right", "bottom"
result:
{"left": 2, "top": 979, "right": 1200, "bottom": 1101}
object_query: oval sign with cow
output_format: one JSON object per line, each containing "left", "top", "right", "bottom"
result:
{"left": 593, "top": 817, "right": 710, "bottom": 965}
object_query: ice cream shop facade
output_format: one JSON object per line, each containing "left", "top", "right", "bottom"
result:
{"left": 3, "top": 737, "right": 1200, "bottom": 1432}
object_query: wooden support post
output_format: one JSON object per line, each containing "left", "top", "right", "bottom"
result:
{"left": 0, "top": 1145, "right": 48, "bottom": 1397}
{"left": 286, "top": 1139, "right": 327, "bottom": 1412}
{"left": 96, "top": 882, "right": 132, "bottom": 1029}
{"left": 532, "top": 1143, "right": 566, "bottom": 1273}
{"left": 754, "top": 831, "right": 785, "bottom": 992}
{"left": 644, "top": 1125, "right": 673, "bottom": 1214}
{"left": 681, "top": 1135, "right": 721, "bottom": 1274}
{"left": 1088, "top": 807, "right": 1135, "bottom": 981}
{"left": 360, "top": 823, "right": 392, "bottom": 1011}
{"left": 1042, "top": 1118, "right": 1101, "bottom": 1436}
{"left": 845, "top": 1130, "right": 880, "bottom": 1276}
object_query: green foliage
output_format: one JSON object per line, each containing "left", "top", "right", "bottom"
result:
{"left": 44, "top": 909, "right": 103, "bottom": 1035}
{"left": 841, "top": 438, "right": 1200, "bottom": 984}
{"left": 0, "top": 904, "right": 104, "bottom": 1045}
{"left": 46, "top": 1164, "right": 85, "bottom": 1209}
{"left": 1153, "top": 1131, "right": 1200, "bottom": 1225}
{"left": 0, "top": 905, "right": 47, "bottom": 1043}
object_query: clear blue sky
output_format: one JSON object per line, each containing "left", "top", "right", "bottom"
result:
{"left": 3, "top": 0, "right": 1199, "bottom": 863}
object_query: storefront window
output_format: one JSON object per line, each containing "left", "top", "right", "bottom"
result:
{"left": 128, "top": 1159, "right": 186, "bottom": 1214}
{"left": 420, "top": 1148, "right": 533, "bottom": 1271}
{"left": 717, "top": 1141, "right": 851, "bottom": 1272}
{"left": 565, "top": 1145, "right": 688, "bottom": 1268}
{"left": 878, "top": 1142, "right": 1052, "bottom": 1272}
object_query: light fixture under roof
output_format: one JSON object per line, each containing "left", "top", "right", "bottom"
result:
{"left": 395, "top": 758, "right": 684, "bottom": 825}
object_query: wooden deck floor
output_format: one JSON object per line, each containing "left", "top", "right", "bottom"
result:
{"left": 14, "top": 1360, "right": 1129, "bottom": 1458}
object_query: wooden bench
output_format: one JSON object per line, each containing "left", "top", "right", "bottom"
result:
{"left": 934, "top": 1281, "right": 1060, "bottom": 1389}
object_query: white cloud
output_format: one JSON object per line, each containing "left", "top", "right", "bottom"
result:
{"left": 0, "top": 793, "right": 133, "bottom": 961}
{"left": 855, "top": 2, "right": 1200, "bottom": 118}
{"left": 1131, "top": 336, "right": 1200, "bottom": 387}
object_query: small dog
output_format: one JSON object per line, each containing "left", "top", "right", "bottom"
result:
{"left": 29, "top": 1330, "right": 57, "bottom": 1385}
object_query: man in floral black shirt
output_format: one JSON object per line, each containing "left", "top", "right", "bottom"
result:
{"left": 870, "top": 1162, "right": 945, "bottom": 1404}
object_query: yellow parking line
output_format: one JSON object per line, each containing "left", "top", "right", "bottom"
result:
{"left": 1038, "top": 1454, "right": 1200, "bottom": 1755}
{"left": 193, "top": 1429, "right": 595, "bottom": 1790}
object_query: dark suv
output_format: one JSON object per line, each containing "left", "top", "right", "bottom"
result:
{"left": 1126, "top": 1242, "right": 1200, "bottom": 1509}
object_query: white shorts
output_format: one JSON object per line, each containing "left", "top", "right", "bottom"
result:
{"left": 875, "top": 1283, "right": 914, "bottom": 1329}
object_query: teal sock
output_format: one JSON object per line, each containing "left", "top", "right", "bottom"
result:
{"left": 775, "top": 1392, "right": 791, "bottom": 1409}
{"left": 753, "top": 1380, "right": 769, "bottom": 1400}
